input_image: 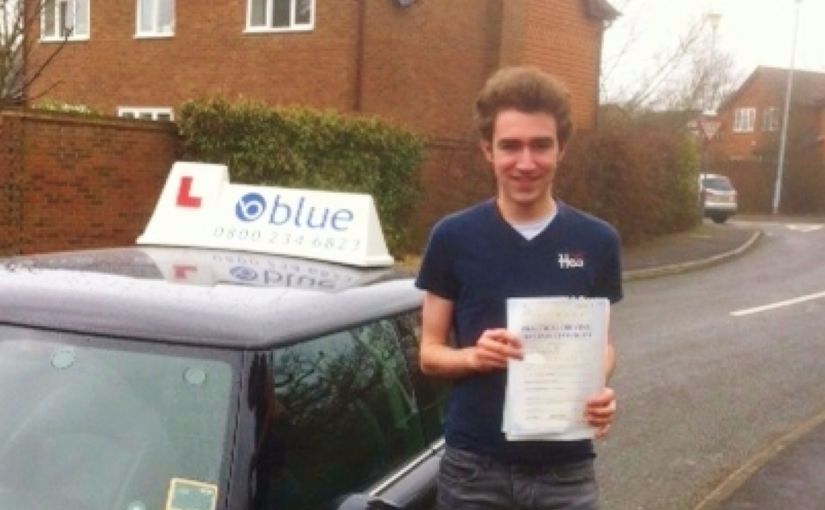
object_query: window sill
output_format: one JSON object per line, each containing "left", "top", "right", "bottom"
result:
{"left": 243, "top": 26, "right": 314, "bottom": 35}
{"left": 40, "top": 35, "right": 90, "bottom": 43}
{"left": 134, "top": 33, "right": 175, "bottom": 39}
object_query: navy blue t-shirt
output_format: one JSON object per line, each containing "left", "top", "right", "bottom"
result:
{"left": 415, "top": 199, "right": 623, "bottom": 465}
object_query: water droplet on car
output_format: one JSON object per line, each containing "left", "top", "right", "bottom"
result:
{"left": 184, "top": 367, "right": 207, "bottom": 385}
{"left": 51, "top": 348, "right": 76, "bottom": 369}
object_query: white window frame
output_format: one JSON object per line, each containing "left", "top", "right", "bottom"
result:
{"left": 762, "top": 107, "right": 780, "bottom": 132}
{"left": 245, "top": 0, "right": 315, "bottom": 33}
{"left": 117, "top": 106, "right": 174, "bottom": 122}
{"left": 40, "top": 0, "right": 90, "bottom": 42}
{"left": 135, "top": 0, "right": 175, "bottom": 38}
{"left": 732, "top": 107, "right": 756, "bottom": 133}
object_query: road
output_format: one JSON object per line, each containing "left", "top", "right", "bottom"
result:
{"left": 596, "top": 219, "right": 825, "bottom": 510}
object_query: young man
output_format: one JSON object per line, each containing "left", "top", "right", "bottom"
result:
{"left": 416, "top": 67, "right": 622, "bottom": 509}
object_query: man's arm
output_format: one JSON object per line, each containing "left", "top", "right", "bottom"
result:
{"left": 419, "top": 292, "right": 522, "bottom": 378}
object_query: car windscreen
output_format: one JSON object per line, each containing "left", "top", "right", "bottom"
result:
{"left": 0, "top": 324, "right": 238, "bottom": 510}
{"left": 702, "top": 177, "right": 734, "bottom": 191}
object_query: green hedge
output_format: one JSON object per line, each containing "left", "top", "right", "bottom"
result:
{"left": 178, "top": 98, "right": 424, "bottom": 255}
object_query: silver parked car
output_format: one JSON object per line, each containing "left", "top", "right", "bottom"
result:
{"left": 0, "top": 162, "right": 447, "bottom": 510}
{"left": 700, "top": 173, "right": 738, "bottom": 224}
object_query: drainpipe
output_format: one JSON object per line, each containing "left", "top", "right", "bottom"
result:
{"left": 594, "top": 23, "right": 606, "bottom": 129}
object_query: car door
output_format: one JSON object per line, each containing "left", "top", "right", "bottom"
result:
{"left": 249, "top": 316, "right": 430, "bottom": 509}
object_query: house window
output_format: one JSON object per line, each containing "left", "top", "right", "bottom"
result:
{"left": 732, "top": 108, "right": 755, "bottom": 133}
{"left": 118, "top": 107, "right": 174, "bottom": 122}
{"left": 762, "top": 107, "right": 780, "bottom": 132}
{"left": 41, "top": 0, "right": 89, "bottom": 41}
{"left": 246, "top": 0, "right": 314, "bottom": 32}
{"left": 136, "top": 0, "right": 174, "bottom": 37}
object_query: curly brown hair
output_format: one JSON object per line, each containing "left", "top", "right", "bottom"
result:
{"left": 474, "top": 66, "right": 574, "bottom": 148}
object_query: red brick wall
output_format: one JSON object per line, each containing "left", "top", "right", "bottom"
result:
{"left": 26, "top": 1, "right": 359, "bottom": 115}
{"left": 714, "top": 159, "right": 825, "bottom": 214}
{"left": 520, "top": 0, "right": 604, "bottom": 131}
{"left": 493, "top": 0, "right": 604, "bottom": 132}
{"left": 1, "top": 110, "right": 179, "bottom": 255}
{"left": 359, "top": 0, "right": 501, "bottom": 140}
{"left": 0, "top": 113, "right": 24, "bottom": 255}
{"left": 26, "top": 0, "right": 605, "bottom": 140}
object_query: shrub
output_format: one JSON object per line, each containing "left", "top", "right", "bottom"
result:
{"left": 557, "top": 122, "right": 700, "bottom": 245}
{"left": 178, "top": 98, "right": 425, "bottom": 255}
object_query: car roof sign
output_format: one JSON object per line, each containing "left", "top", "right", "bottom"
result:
{"left": 137, "top": 162, "right": 394, "bottom": 267}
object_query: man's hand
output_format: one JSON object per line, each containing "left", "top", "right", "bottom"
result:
{"left": 465, "top": 328, "right": 523, "bottom": 372}
{"left": 585, "top": 387, "right": 616, "bottom": 439}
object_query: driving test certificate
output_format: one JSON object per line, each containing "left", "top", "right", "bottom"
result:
{"left": 503, "top": 297, "right": 609, "bottom": 441}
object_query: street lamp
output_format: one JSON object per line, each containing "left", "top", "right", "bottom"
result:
{"left": 772, "top": 0, "right": 803, "bottom": 215}
{"left": 700, "top": 10, "right": 722, "bottom": 176}
{"left": 705, "top": 10, "right": 722, "bottom": 113}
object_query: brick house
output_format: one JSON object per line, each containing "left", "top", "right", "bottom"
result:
{"left": 24, "top": 0, "right": 618, "bottom": 141}
{"left": 711, "top": 66, "right": 825, "bottom": 164}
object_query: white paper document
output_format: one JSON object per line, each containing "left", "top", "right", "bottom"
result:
{"left": 503, "top": 297, "right": 609, "bottom": 441}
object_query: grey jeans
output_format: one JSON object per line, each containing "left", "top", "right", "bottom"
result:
{"left": 436, "top": 447, "right": 600, "bottom": 510}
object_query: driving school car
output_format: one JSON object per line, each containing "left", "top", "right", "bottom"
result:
{"left": 0, "top": 163, "right": 446, "bottom": 510}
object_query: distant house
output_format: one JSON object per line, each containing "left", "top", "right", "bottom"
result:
{"left": 711, "top": 66, "right": 825, "bottom": 164}
{"left": 23, "top": 0, "right": 619, "bottom": 141}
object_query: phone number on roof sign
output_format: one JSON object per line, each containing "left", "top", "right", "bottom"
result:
{"left": 212, "top": 226, "right": 362, "bottom": 252}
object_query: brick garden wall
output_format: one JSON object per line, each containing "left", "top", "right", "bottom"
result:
{"left": 714, "top": 159, "right": 825, "bottom": 214}
{"left": 0, "top": 113, "right": 24, "bottom": 255}
{"left": 1, "top": 110, "right": 494, "bottom": 256}
{"left": 0, "top": 110, "right": 179, "bottom": 255}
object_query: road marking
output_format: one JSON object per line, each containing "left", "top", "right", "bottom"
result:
{"left": 786, "top": 223, "right": 824, "bottom": 232}
{"left": 731, "top": 290, "right": 825, "bottom": 317}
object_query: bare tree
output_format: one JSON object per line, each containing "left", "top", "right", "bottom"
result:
{"left": 1, "top": 0, "right": 70, "bottom": 109}
{"left": 647, "top": 29, "right": 743, "bottom": 113}
{"left": 602, "top": 8, "right": 741, "bottom": 114}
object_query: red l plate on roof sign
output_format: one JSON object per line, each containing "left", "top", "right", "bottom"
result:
{"left": 137, "top": 162, "right": 394, "bottom": 267}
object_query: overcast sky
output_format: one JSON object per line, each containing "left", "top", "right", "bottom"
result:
{"left": 601, "top": 0, "right": 825, "bottom": 103}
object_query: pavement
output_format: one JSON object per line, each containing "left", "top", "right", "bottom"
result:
{"left": 622, "top": 221, "right": 761, "bottom": 280}
{"left": 620, "top": 218, "right": 825, "bottom": 510}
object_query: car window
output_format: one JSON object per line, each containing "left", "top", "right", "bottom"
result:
{"left": 0, "top": 325, "right": 236, "bottom": 510}
{"left": 702, "top": 177, "right": 734, "bottom": 191}
{"left": 394, "top": 311, "right": 448, "bottom": 444}
{"left": 264, "top": 318, "right": 426, "bottom": 509}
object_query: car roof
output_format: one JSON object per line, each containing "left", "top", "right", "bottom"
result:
{"left": 0, "top": 247, "right": 421, "bottom": 350}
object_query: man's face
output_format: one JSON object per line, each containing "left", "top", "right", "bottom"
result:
{"left": 480, "top": 109, "right": 564, "bottom": 219}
